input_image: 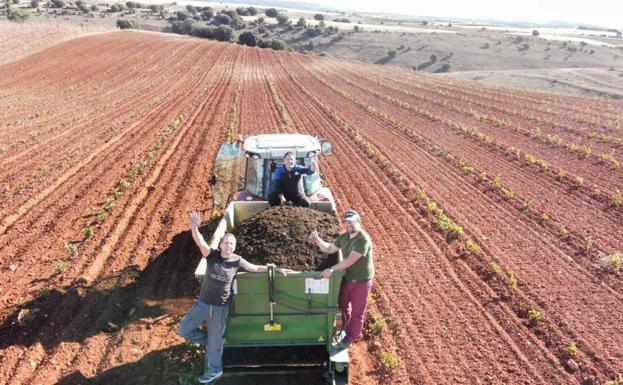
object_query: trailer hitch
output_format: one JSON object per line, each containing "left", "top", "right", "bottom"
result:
{"left": 264, "top": 264, "right": 282, "bottom": 331}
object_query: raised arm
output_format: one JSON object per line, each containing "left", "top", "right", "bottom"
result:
{"left": 309, "top": 229, "right": 339, "bottom": 254}
{"left": 190, "top": 211, "right": 210, "bottom": 257}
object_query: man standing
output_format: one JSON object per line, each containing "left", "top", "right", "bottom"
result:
{"left": 178, "top": 211, "right": 290, "bottom": 383}
{"left": 309, "top": 209, "right": 374, "bottom": 350}
{"left": 269, "top": 151, "right": 317, "bottom": 207}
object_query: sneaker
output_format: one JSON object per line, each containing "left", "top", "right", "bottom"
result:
{"left": 197, "top": 370, "right": 223, "bottom": 383}
{"left": 336, "top": 338, "right": 351, "bottom": 350}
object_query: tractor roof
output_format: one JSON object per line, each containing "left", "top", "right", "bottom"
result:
{"left": 244, "top": 134, "right": 321, "bottom": 159}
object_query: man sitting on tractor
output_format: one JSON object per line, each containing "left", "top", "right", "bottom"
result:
{"left": 269, "top": 151, "right": 317, "bottom": 207}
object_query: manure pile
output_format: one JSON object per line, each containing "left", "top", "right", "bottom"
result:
{"left": 233, "top": 206, "right": 340, "bottom": 271}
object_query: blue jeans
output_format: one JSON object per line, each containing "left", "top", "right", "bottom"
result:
{"left": 178, "top": 300, "right": 229, "bottom": 374}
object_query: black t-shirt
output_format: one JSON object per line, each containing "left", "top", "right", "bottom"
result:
{"left": 199, "top": 249, "right": 251, "bottom": 305}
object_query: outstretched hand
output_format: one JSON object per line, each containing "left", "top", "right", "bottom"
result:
{"left": 276, "top": 267, "right": 297, "bottom": 277}
{"left": 319, "top": 268, "right": 333, "bottom": 279}
{"left": 309, "top": 229, "right": 320, "bottom": 243}
{"left": 190, "top": 211, "right": 202, "bottom": 228}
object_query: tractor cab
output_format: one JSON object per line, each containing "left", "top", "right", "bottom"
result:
{"left": 238, "top": 134, "right": 332, "bottom": 202}
{"left": 211, "top": 134, "right": 333, "bottom": 207}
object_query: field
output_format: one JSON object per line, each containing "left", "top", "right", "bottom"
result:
{"left": 1, "top": 30, "right": 623, "bottom": 385}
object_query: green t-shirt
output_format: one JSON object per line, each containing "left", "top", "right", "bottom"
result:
{"left": 334, "top": 230, "right": 374, "bottom": 282}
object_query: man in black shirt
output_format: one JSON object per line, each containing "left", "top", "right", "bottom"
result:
{"left": 269, "top": 151, "right": 317, "bottom": 207}
{"left": 178, "top": 211, "right": 291, "bottom": 383}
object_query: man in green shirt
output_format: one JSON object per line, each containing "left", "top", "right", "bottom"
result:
{"left": 310, "top": 209, "right": 374, "bottom": 349}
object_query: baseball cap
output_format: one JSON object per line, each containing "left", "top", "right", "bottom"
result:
{"left": 343, "top": 209, "right": 360, "bottom": 222}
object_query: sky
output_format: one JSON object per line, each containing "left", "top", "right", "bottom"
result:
{"left": 303, "top": 0, "right": 623, "bottom": 29}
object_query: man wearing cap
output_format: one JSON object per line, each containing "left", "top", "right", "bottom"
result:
{"left": 269, "top": 151, "right": 317, "bottom": 208}
{"left": 309, "top": 209, "right": 374, "bottom": 350}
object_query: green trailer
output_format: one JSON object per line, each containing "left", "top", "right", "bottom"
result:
{"left": 194, "top": 201, "right": 349, "bottom": 384}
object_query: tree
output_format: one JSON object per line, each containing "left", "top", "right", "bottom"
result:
{"left": 247, "top": 6, "right": 257, "bottom": 15}
{"left": 30, "top": 0, "right": 39, "bottom": 8}
{"left": 313, "top": 13, "right": 324, "bottom": 20}
{"left": 200, "top": 7, "right": 213, "bottom": 20}
{"left": 430, "top": 54, "right": 437, "bottom": 63}
{"left": 213, "top": 13, "right": 231, "bottom": 25}
{"left": 305, "top": 26, "right": 322, "bottom": 37}
{"left": 276, "top": 13, "right": 288, "bottom": 26}
{"left": 296, "top": 17, "right": 306, "bottom": 27}
{"left": 265, "top": 7, "right": 278, "bottom": 17}
{"left": 117, "top": 19, "right": 138, "bottom": 29}
{"left": 532, "top": 29, "right": 539, "bottom": 37}
{"left": 190, "top": 25, "right": 213, "bottom": 38}
{"left": 213, "top": 25, "right": 234, "bottom": 41}
{"left": 170, "top": 19, "right": 193, "bottom": 34}
{"left": 176, "top": 10, "right": 189, "bottom": 21}
{"left": 50, "top": 0, "right": 64, "bottom": 8}
{"left": 269, "top": 39, "right": 287, "bottom": 50}
{"left": 238, "top": 31, "right": 259, "bottom": 46}
{"left": 148, "top": 4, "right": 162, "bottom": 13}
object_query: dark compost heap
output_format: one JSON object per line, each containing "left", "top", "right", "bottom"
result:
{"left": 233, "top": 206, "right": 340, "bottom": 271}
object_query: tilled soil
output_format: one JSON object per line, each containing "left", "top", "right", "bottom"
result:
{"left": 233, "top": 206, "right": 340, "bottom": 271}
{"left": 2, "top": 31, "right": 623, "bottom": 385}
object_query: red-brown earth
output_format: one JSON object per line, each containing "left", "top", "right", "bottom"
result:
{"left": 0, "top": 31, "right": 622, "bottom": 385}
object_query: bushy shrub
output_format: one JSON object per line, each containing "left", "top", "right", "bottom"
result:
{"left": 176, "top": 10, "right": 189, "bottom": 21}
{"left": 265, "top": 7, "right": 278, "bottom": 17}
{"left": 170, "top": 19, "right": 193, "bottom": 34}
{"left": 238, "top": 31, "right": 259, "bottom": 46}
{"left": 30, "top": 0, "right": 39, "bottom": 8}
{"left": 313, "top": 13, "right": 324, "bottom": 20}
{"left": 148, "top": 4, "right": 162, "bottom": 12}
{"left": 435, "top": 63, "right": 451, "bottom": 73}
{"left": 200, "top": 8, "right": 213, "bottom": 20}
{"left": 190, "top": 25, "right": 213, "bottom": 38}
{"left": 296, "top": 17, "right": 306, "bottom": 27}
{"left": 8, "top": 7, "right": 31, "bottom": 21}
{"left": 532, "top": 29, "right": 539, "bottom": 36}
{"left": 212, "top": 25, "right": 234, "bottom": 41}
{"left": 305, "top": 26, "right": 322, "bottom": 37}
{"left": 269, "top": 39, "right": 287, "bottom": 50}
{"left": 117, "top": 19, "right": 138, "bottom": 29}
{"left": 51, "top": 0, "right": 65, "bottom": 8}
{"left": 276, "top": 13, "right": 289, "bottom": 26}
{"left": 213, "top": 13, "right": 231, "bottom": 25}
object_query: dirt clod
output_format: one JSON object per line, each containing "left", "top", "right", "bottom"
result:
{"left": 233, "top": 206, "right": 340, "bottom": 271}
{"left": 566, "top": 358, "right": 579, "bottom": 372}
